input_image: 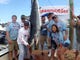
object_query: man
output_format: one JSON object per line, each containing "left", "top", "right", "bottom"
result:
{"left": 6, "top": 15, "right": 20, "bottom": 60}
{"left": 20, "top": 15, "right": 31, "bottom": 59}
{"left": 17, "top": 21, "right": 30, "bottom": 60}
{"left": 52, "top": 15, "right": 68, "bottom": 43}
{"left": 71, "top": 16, "right": 80, "bottom": 51}
{"left": 76, "top": 20, "right": 80, "bottom": 51}
{"left": 20, "top": 15, "right": 30, "bottom": 28}
{"left": 39, "top": 16, "right": 47, "bottom": 54}
{"left": 46, "top": 13, "right": 55, "bottom": 57}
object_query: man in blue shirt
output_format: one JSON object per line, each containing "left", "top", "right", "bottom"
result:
{"left": 39, "top": 16, "right": 47, "bottom": 54}
{"left": 46, "top": 13, "right": 55, "bottom": 57}
{"left": 6, "top": 15, "right": 20, "bottom": 60}
{"left": 52, "top": 15, "right": 68, "bottom": 42}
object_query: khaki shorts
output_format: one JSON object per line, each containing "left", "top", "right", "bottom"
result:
{"left": 47, "top": 37, "right": 51, "bottom": 47}
{"left": 39, "top": 35, "right": 47, "bottom": 45}
{"left": 8, "top": 40, "right": 18, "bottom": 52}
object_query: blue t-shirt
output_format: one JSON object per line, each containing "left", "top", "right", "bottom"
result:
{"left": 56, "top": 21, "right": 67, "bottom": 32}
{"left": 47, "top": 20, "right": 55, "bottom": 31}
{"left": 40, "top": 23, "right": 47, "bottom": 36}
{"left": 47, "top": 20, "right": 55, "bottom": 37}
{"left": 6, "top": 22, "right": 20, "bottom": 40}
{"left": 46, "top": 20, "right": 67, "bottom": 39}
{"left": 50, "top": 32, "right": 64, "bottom": 45}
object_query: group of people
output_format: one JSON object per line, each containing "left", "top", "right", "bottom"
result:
{"left": 6, "top": 13, "right": 80, "bottom": 60}
{"left": 6, "top": 15, "right": 30, "bottom": 60}
{"left": 39, "top": 13, "right": 70, "bottom": 60}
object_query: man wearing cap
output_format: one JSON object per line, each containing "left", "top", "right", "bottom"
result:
{"left": 20, "top": 15, "right": 30, "bottom": 28}
{"left": 39, "top": 16, "right": 47, "bottom": 54}
{"left": 17, "top": 21, "right": 30, "bottom": 60}
{"left": 46, "top": 13, "right": 55, "bottom": 57}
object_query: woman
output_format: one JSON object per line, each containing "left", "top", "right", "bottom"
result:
{"left": 49, "top": 24, "right": 64, "bottom": 60}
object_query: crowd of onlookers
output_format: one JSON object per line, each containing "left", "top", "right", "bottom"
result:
{"left": 5, "top": 13, "right": 80, "bottom": 60}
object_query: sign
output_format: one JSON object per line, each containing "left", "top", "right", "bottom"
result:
{"left": 40, "top": 6, "right": 70, "bottom": 16}
{"left": 39, "top": 6, "right": 70, "bottom": 25}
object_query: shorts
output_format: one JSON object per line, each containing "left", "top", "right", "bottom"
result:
{"left": 51, "top": 40, "right": 57, "bottom": 50}
{"left": 8, "top": 40, "right": 18, "bottom": 52}
{"left": 63, "top": 43, "right": 70, "bottom": 47}
{"left": 39, "top": 35, "right": 47, "bottom": 45}
{"left": 76, "top": 42, "right": 80, "bottom": 51}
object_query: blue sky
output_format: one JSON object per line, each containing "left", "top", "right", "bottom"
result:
{"left": 0, "top": 0, "right": 80, "bottom": 23}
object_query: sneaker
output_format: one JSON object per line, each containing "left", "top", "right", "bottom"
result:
{"left": 48, "top": 51, "right": 51, "bottom": 57}
{"left": 41, "top": 52, "right": 44, "bottom": 55}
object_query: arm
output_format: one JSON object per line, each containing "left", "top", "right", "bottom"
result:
{"left": 20, "top": 31, "right": 29, "bottom": 46}
{"left": 6, "top": 31, "right": 12, "bottom": 44}
{"left": 70, "top": 20, "right": 76, "bottom": 27}
{"left": 21, "top": 35, "right": 29, "bottom": 46}
{"left": 6, "top": 24, "right": 13, "bottom": 44}
{"left": 6, "top": 31, "right": 11, "bottom": 41}
{"left": 62, "top": 23, "right": 68, "bottom": 40}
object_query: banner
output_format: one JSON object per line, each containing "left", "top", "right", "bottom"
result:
{"left": 39, "top": 6, "right": 70, "bottom": 25}
{"left": 40, "top": 6, "right": 69, "bottom": 16}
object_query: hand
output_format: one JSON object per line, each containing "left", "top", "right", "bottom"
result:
{"left": 27, "top": 45, "right": 30, "bottom": 48}
{"left": 71, "top": 20, "right": 75, "bottom": 26}
{"left": 28, "top": 35, "right": 30, "bottom": 39}
{"left": 63, "top": 35, "right": 67, "bottom": 40}
{"left": 57, "top": 47, "right": 65, "bottom": 56}
{"left": 8, "top": 40, "right": 12, "bottom": 44}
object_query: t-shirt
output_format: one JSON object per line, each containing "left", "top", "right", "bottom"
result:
{"left": 40, "top": 22, "right": 47, "bottom": 36}
{"left": 17, "top": 27, "right": 30, "bottom": 46}
{"left": 46, "top": 20, "right": 55, "bottom": 37}
{"left": 56, "top": 21, "right": 67, "bottom": 32}
{"left": 50, "top": 32, "right": 64, "bottom": 45}
{"left": 55, "top": 21, "right": 67, "bottom": 39}
{"left": 47, "top": 20, "right": 67, "bottom": 37}
{"left": 47, "top": 20, "right": 55, "bottom": 31}
{"left": 6, "top": 22, "right": 20, "bottom": 40}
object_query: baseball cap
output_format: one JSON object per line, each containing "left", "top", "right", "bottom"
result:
{"left": 24, "top": 21, "right": 29, "bottom": 26}
{"left": 21, "top": 15, "right": 26, "bottom": 19}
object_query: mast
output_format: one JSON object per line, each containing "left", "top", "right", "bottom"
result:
{"left": 69, "top": 0, "right": 74, "bottom": 49}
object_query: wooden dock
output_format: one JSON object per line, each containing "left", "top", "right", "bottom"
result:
{"left": 31, "top": 50, "right": 50, "bottom": 60}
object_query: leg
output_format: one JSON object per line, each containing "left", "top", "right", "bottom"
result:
{"left": 8, "top": 51, "right": 13, "bottom": 60}
{"left": 78, "top": 43, "right": 80, "bottom": 51}
{"left": 14, "top": 41, "right": 18, "bottom": 60}
{"left": 18, "top": 44, "right": 25, "bottom": 60}
{"left": 24, "top": 45, "right": 30, "bottom": 59}
{"left": 51, "top": 49, "right": 55, "bottom": 60}
{"left": 8, "top": 42, "right": 14, "bottom": 60}
{"left": 40, "top": 35, "right": 45, "bottom": 55}
{"left": 47, "top": 37, "right": 51, "bottom": 57}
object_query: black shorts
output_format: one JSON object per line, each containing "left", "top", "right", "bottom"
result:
{"left": 51, "top": 40, "right": 57, "bottom": 50}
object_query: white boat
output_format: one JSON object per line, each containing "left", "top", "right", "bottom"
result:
{"left": 0, "top": 25, "right": 9, "bottom": 60}
{"left": 0, "top": 45, "right": 9, "bottom": 60}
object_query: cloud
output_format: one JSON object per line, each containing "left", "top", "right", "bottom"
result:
{"left": 0, "top": 0, "right": 10, "bottom": 4}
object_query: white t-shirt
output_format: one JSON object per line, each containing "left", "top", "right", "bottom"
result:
{"left": 17, "top": 27, "right": 29, "bottom": 46}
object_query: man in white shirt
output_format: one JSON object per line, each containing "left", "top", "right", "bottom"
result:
{"left": 17, "top": 21, "right": 30, "bottom": 60}
{"left": 20, "top": 15, "right": 30, "bottom": 28}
